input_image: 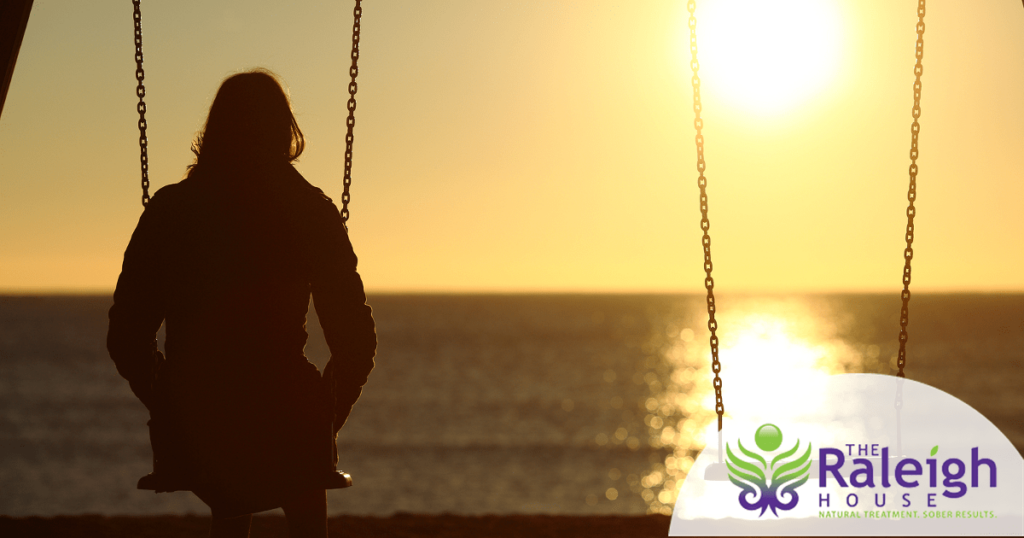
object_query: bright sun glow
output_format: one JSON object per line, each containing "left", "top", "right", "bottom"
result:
{"left": 692, "top": 0, "right": 845, "bottom": 116}
{"left": 640, "top": 298, "right": 865, "bottom": 514}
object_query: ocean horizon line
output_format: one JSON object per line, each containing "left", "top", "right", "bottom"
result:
{"left": 2, "top": 289, "right": 1023, "bottom": 297}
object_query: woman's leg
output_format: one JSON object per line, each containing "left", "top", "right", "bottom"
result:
{"left": 209, "top": 513, "right": 252, "bottom": 538}
{"left": 281, "top": 488, "right": 328, "bottom": 538}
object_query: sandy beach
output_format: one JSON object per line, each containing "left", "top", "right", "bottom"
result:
{"left": 0, "top": 514, "right": 672, "bottom": 537}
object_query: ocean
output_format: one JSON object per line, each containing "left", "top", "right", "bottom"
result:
{"left": 0, "top": 294, "right": 1021, "bottom": 516}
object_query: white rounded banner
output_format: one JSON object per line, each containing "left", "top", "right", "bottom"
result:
{"left": 670, "top": 373, "right": 1023, "bottom": 536}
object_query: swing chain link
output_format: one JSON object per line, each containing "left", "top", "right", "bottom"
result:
{"left": 687, "top": 0, "right": 724, "bottom": 432}
{"left": 897, "top": 0, "right": 925, "bottom": 378}
{"left": 341, "top": 0, "right": 362, "bottom": 223}
{"left": 132, "top": 0, "right": 150, "bottom": 207}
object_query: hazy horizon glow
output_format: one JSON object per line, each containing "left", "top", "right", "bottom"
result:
{"left": 1, "top": 0, "right": 1022, "bottom": 294}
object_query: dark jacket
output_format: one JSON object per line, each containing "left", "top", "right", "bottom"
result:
{"left": 107, "top": 161, "right": 376, "bottom": 515}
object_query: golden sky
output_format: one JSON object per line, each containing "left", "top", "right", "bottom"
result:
{"left": 1, "top": 0, "right": 1022, "bottom": 293}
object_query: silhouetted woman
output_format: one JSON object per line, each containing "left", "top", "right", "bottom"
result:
{"left": 107, "top": 69, "right": 376, "bottom": 538}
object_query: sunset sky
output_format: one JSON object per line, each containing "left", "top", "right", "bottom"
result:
{"left": 2, "top": 0, "right": 1022, "bottom": 293}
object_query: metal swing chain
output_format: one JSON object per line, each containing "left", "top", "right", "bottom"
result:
{"left": 687, "top": 0, "right": 724, "bottom": 432}
{"left": 132, "top": 0, "right": 150, "bottom": 207}
{"left": 897, "top": 0, "right": 926, "bottom": 379}
{"left": 341, "top": 0, "right": 362, "bottom": 224}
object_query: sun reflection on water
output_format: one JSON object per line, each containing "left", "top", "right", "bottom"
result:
{"left": 636, "top": 297, "right": 873, "bottom": 515}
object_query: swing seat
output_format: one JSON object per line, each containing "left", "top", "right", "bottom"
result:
{"left": 137, "top": 470, "right": 353, "bottom": 492}
{"left": 322, "top": 469, "right": 354, "bottom": 489}
{"left": 136, "top": 471, "right": 192, "bottom": 493}
{"left": 703, "top": 462, "right": 728, "bottom": 481}
{"left": 138, "top": 415, "right": 354, "bottom": 492}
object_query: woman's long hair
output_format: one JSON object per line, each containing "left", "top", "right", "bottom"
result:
{"left": 188, "top": 69, "right": 304, "bottom": 174}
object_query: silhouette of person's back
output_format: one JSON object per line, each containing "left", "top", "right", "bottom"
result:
{"left": 107, "top": 69, "right": 376, "bottom": 537}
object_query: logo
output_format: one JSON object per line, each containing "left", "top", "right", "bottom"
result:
{"left": 726, "top": 423, "right": 812, "bottom": 517}
{"left": 669, "top": 375, "right": 1024, "bottom": 536}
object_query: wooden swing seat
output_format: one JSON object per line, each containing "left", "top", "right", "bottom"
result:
{"left": 137, "top": 470, "right": 353, "bottom": 492}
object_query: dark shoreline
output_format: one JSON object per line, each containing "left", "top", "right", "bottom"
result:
{"left": 0, "top": 514, "right": 672, "bottom": 537}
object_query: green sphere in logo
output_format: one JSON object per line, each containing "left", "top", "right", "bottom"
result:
{"left": 755, "top": 423, "right": 783, "bottom": 451}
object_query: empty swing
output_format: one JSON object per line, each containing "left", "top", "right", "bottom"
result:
{"left": 684, "top": 0, "right": 927, "bottom": 479}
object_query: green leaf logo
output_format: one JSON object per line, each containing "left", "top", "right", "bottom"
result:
{"left": 930, "top": 445, "right": 938, "bottom": 457}
{"left": 726, "top": 423, "right": 812, "bottom": 517}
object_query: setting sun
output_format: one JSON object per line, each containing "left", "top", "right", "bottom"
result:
{"left": 693, "top": 0, "right": 845, "bottom": 116}
{"left": 2, "top": 0, "right": 1022, "bottom": 293}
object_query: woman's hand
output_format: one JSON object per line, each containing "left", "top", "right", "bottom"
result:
{"left": 127, "top": 348, "right": 163, "bottom": 411}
